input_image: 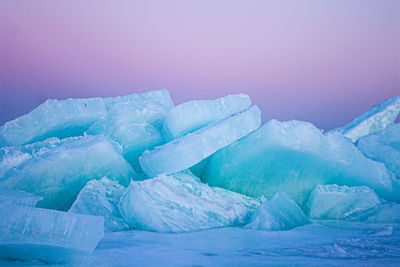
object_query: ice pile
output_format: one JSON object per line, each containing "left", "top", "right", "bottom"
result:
{"left": 0, "top": 89, "right": 399, "bottom": 264}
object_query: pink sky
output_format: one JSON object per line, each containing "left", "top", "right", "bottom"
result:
{"left": 0, "top": 0, "right": 399, "bottom": 129}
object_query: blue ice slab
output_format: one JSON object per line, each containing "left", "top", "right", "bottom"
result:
{"left": 246, "top": 192, "right": 310, "bottom": 231}
{"left": 0, "top": 89, "right": 174, "bottom": 147}
{"left": 306, "top": 184, "right": 400, "bottom": 223}
{"left": 357, "top": 123, "right": 400, "bottom": 178}
{"left": 0, "top": 135, "right": 136, "bottom": 211}
{"left": 204, "top": 119, "right": 400, "bottom": 205}
{"left": 333, "top": 96, "right": 400, "bottom": 142}
{"left": 162, "top": 94, "right": 251, "bottom": 140}
{"left": 70, "top": 177, "right": 129, "bottom": 232}
{"left": 118, "top": 172, "right": 260, "bottom": 233}
{"left": 0, "top": 204, "right": 104, "bottom": 264}
{"left": 0, "top": 188, "right": 42, "bottom": 207}
{"left": 139, "top": 106, "right": 261, "bottom": 177}
{"left": 305, "top": 184, "right": 381, "bottom": 220}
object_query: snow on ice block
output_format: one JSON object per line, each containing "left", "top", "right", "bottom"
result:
{"left": 0, "top": 89, "right": 174, "bottom": 147}
{"left": 139, "top": 106, "right": 261, "bottom": 177}
{"left": 333, "top": 96, "right": 400, "bottom": 142}
{"left": 70, "top": 177, "right": 129, "bottom": 232}
{"left": 162, "top": 94, "right": 251, "bottom": 140}
{"left": 0, "top": 204, "right": 104, "bottom": 263}
{"left": 305, "top": 185, "right": 381, "bottom": 220}
{"left": 246, "top": 192, "right": 310, "bottom": 231}
{"left": 0, "top": 188, "right": 42, "bottom": 207}
{"left": 118, "top": 172, "right": 260, "bottom": 233}
{"left": 351, "top": 201, "right": 400, "bottom": 223}
{"left": 204, "top": 119, "right": 400, "bottom": 205}
{"left": 357, "top": 123, "right": 400, "bottom": 178}
{"left": 0, "top": 135, "right": 136, "bottom": 211}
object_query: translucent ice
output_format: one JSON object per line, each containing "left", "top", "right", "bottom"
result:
{"left": 305, "top": 185, "right": 381, "bottom": 220}
{"left": 306, "top": 184, "right": 400, "bottom": 223}
{"left": 357, "top": 123, "right": 400, "bottom": 178}
{"left": 204, "top": 119, "right": 400, "bottom": 205}
{"left": 0, "top": 188, "right": 42, "bottom": 207}
{"left": 118, "top": 172, "right": 260, "bottom": 233}
{"left": 0, "top": 135, "right": 136, "bottom": 211}
{"left": 139, "top": 106, "right": 261, "bottom": 177}
{"left": 162, "top": 94, "right": 251, "bottom": 140}
{"left": 0, "top": 204, "right": 104, "bottom": 263}
{"left": 246, "top": 192, "right": 310, "bottom": 231}
{"left": 69, "top": 177, "right": 129, "bottom": 232}
{"left": 0, "top": 89, "right": 173, "bottom": 147}
{"left": 333, "top": 96, "right": 400, "bottom": 142}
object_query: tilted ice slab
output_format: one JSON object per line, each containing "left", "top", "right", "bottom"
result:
{"left": 118, "top": 172, "right": 260, "bottom": 233}
{"left": 139, "top": 106, "right": 261, "bottom": 177}
{"left": 246, "top": 192, "right": 310, "bottom": 231}
{"left": 306, "top": 184, "right": 400, "bottom": 223}
{"left": 0, "top": 135, "right": 136, "bottom": 211}
{"left": 0, "top": 204, "right": 104, "bottom": 263}
{"left": 357, "top": 123, "right": 400, "bottom": 178}
{"left": 204, "top": 119, "right": 400, "bottom": 205}
{"left": 162, "top": 94, "right": 251, "bottom": 140}
{"left": 305, "top": 185, "right": 381, "bottom": 220}
{"left": 0, "top": 188, "right": 42, "bottom": 207}
{"left": 70, "top": 177, "right": 129, "bottom": 232}
{"left": 0, "top": 89, "right": 173, "bottom": 147}
{"left": 333, "top": 96, "right": 400, "bottom": 142}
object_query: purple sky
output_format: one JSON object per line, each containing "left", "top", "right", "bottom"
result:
{"left": 0, "top": 0, "right": 399, "bottom": 130}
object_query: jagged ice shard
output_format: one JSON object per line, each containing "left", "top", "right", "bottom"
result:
{"left": 0, "top": 135, "right": 136, "bottom": 211}
{"left": 118, "top": 172, "right": 260, "bottom": 233}
{"left": 139, "top": 106, "right": 261, "bottom": 177}
{"left": 0, "top": 89, "right": 173, "bottom": 147}
{"left": 305, "top": 184, "right": 400, "bottom": 223}
{"left": 0, "top": 204, "right": 104, "bottom": 263}
{"left": 69, "top": 177, "right": 129, "bottom": 232}
{"left": 333, "top": 96, "right": 400, "bottom": 142}
{"left": 203, "top": 119, "right": 400, "bottom": 205}
{"left": 162, "top": 94, "right": 251, "bottom": 140}
{"left": 357, "top": 123, "right": 400, "bottom": 178}
{"left": 246, "top": 192, "right": 310, "bottom": 231}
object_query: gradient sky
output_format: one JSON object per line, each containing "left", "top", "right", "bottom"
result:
{"left": 0, "top": 0, "right": 399, "bottom": 130}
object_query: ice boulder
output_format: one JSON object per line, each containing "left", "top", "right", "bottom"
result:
{"left": 357, "top": 123, "right": 400, "bottom": 178}
{"left": 162, "top": 94, "right": 251, "bottom": 140}
{"left": 203, "top": 119, "right": 400, "bottom": 205}
{"left": 305, "top": 185, "right": 381, "bottom": 220}
{"left": 0, "top": 188, "right": 42, "bottom": 207}
{"left": 305, "top": 184, "right": 400, "bottom": 223}
{"left": 0, "top": 204, "right": 104, "bottom": 263}
{"left": 139, "top": 106, "right": 261, "bottom": 177}
{"left": 333, "top": 96, "right": 400, "bottom": 142}
{"left": 118, "top": 172, "right": 260, "bottom": 233}
{"left": 70, "top": 177, "right": 129, "bottom": 232}
{"left": 246, "top": 192, "right": 310, "bottom": 231}
{"left": 0, "top": 89, "right": 173, "bottom": 147}
{"left": 0, "top": 135, "right": 136, "bottom": 211}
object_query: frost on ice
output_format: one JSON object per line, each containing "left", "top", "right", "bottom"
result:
{"left": 0, "top": 135, "right": 136, "bottom": 211}
{"left": 0, "top": 204, "right": 104, "bottom": 263}
{"left": 333, "top": 96, "right": 400, "bottom": 142}
{"left": 246, "top": 192, "right": 310, "bottom": 231}
{"left": 203, "top": 119, "right": 400, "bottom": 205}
{"left": 119, "top": 171, "right": 260, "bottom": 233}
{"left": 139, "top": 106, "right": 261, "bottom": 177}
{"left": 69, "top": 177, "right": 129, "bottom": 232}
{"left": 162, "top": 94, "right": 251, "bottom": 140}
